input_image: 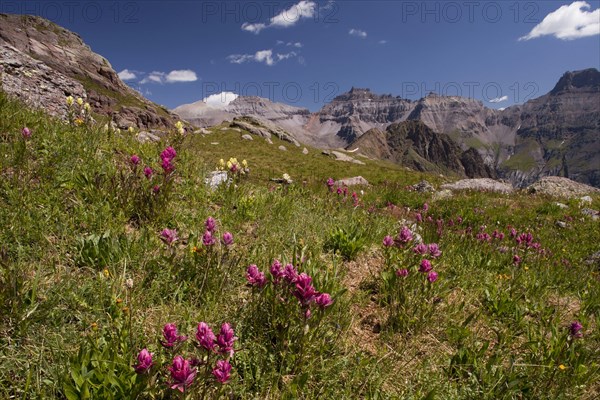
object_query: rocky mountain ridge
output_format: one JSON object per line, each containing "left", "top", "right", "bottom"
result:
{"left": 175, "top": 70, "right": 599, "bottom": 187}
{"left": 0, "top": 13, "right": 181, "bottom": 131}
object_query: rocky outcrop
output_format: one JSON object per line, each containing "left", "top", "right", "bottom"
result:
{"left": 526, "top": 176, "right": 600, "bottom": 198}
{"left": 334, "top": 176, "right": 370, "bottom": 186}
{"left": 0, "top": 44, "right": 86, "bottom": 117}
{"left": 0, "top": 13, "right": 180, "bottom": 130}
{"left": 229, "top": 116, "right": 300, "bottom": 146}
{"left": 441, "top": 178, "right": 514, "bottom": 194}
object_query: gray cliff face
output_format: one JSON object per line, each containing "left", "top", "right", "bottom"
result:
{"left": 350, "top": 121, "right": 495, "bottom": 179}
{"left": 500, "top": 69, "right": 600, "bottom": 187}
{"left": 0, "top": 13, "right": 180, "bottom": 130}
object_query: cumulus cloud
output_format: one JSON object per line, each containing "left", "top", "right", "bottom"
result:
{"left": 139, "top": 70, "right": 198, "bottom": 84}
{"left": 519, "top": 1, "right": 600, "bottom": 41}
{"left": 349, "top": 28, "right": 367, "bottom": 38}
{"left": 203, "top": 92, "right": 239, "bottom": 108}
{"left": 227, "top": 49, "right": 297, "bottom": 66}
{"left": 165, "top": 70, "right": 198, "bottom": 83}
{"left": 489, "top": 95, "right": 508, "bottom": 103}
{"left": 242, "top": 1, "right": 316, "bottom": 34}
{"left": 118, "top": 69, "right": 137, "bottom": 81}
{"left": 140, "top": 71, "right": 165, "bottom": 84}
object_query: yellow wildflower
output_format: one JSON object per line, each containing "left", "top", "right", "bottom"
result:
{"left": 66, "top": 96, "right": 74, "bottom": 106}
{"left": 74, "top": 118, "right": 84, "bottom": 126}
{"left": 76, "top": 97, "right": 83, "bottom": 106}
{"left": 84, "top": 103, "right": 91, "bottom": 112}
{"left": 103, "top": 268, "right": 110, "bottom": 277}
{"left": 128, "top": 126, "right": 135, "bottom": 133}
{"left": 219, "top": 159, "right": 225, "bottom": 169}
{"left": 242, "top": 159, "right": 248, "bottom": 168}
{"left": 558, "top": 364, "right": 567, "bottom": 370}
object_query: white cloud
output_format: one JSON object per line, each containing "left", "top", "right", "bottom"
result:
{"left": 288, "top": 42, "right": 303, "bottom": 48}
{"left": 118, "top": 69, "right": 137, "bottom": 81}
{"left": 378, "top": 40, "right": 388, "bottom": 45}
{"left": 140, "top": 71, "right": 165, "bottom": 84}
{"left": 255, "top": 50, "right": 275, "bottom": 66}
{"left": 227, "top": 49, "right": 298, "bottom": 66}
{"left": 489, "top": 95, "right": 508, "bottom": 103}
{"left": 203, "top": 92, "right": 239, "bottom": 108}
{"left": 349, "top": 28, "right": 367, "bottom": 38}
{"left": 165, "top": 70, "right": 198, "bottom": 83}
{"left": 498, "top": 107, "right": 506, "bottom": 111}
{"left": 519, "top": 1, "right": 600, "bottom": 41}
{"left": 242, "top": 1, "right": 316, "bottom": 34}
{"left": 139, "top": 70, "right": 198, "bottom": 84}
{"left": 242, "top": 22, "right": 267, "bottom": 34}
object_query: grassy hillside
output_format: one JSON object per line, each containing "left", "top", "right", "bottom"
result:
{"left": 1, "top": 90, "right": 599, "bottom": 399}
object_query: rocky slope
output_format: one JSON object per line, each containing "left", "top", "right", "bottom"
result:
{"left": 351, "top": 121, "right": 495, "bottom": 178}
{"left": 173, "top": 96, "right": 312, "bottom": 143}
{"left": 0, "top": 13, "right": 180, "bottom": 131}
{"left": 500, "top": 68, "right": 600, "bottom": 187}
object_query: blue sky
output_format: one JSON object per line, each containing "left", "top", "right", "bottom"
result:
{"left": 5, "top": 0, "right": 600, "bottom": 110}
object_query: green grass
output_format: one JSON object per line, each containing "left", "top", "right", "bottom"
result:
{"left": 1, "top": 90, "right": 599, "bottom": 399}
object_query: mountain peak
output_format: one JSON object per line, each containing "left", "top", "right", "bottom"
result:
{"left": 550, "top": 68, "right": 600, "bottom": 95}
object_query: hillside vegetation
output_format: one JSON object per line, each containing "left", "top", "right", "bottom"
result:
{"left": 1, "top": 90, "right": 599, "bottom": 399}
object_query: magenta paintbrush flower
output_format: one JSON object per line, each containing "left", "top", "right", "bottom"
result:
{"left": 205, "top": 217, "right": 216, "bottom": 232}
{"left": 315, "top": 293, "right": 333, "bottom": 309}
{"left": 427, "top": 271, "right": 438, "bottom": 283}
{"left": 293, "top": 273, "right": 318, "bottom": 306}
{"left": 161, "top": 323, "right": 187, "bottom": 348}
{"left": 396, "top": 268, "right": 409, "bottom": 277}
{"left": 161, "top": 157, "right": 174, "bottom": 174}
{"left": 222, "top": 232, "right": 234, "bottom": 246}
{"left": 160, "top": 229, "right": 178, "bottom": 245}
{"left": 413, "top": 243, "right": 428, "bottom": 255}
{"left": 130, "top": 154, "right": 140, "bottom": 165}
{"left": 428, "top": 243, "right": 442, "bottom": 258}
{"left": 419, "top": 259, "right": 433, "bottom": 273}
{"left": 569, "top": 321, "right": 583, "bottom": 338}
{"left": 216, "top": 323, "right": 237, "bottom": 357}
{"left": 202, "top": 230, "right": 216, "bottom": 246}
{"left": 160, "top": 146, "right": 177, "bottom": 161}
{"left": 513, "top": 255, "right": 521, "bottom": 265}
{"left": 195, "top": 322, "right": 216, "bottom": 351}
{"left": 246, "top": 265, "right": 267, "bottom": 288}
{"left": 212, "top": 359, "right": 232, "bottom": 384}
{"left": 153, "top": 185, "right": 160, "bottom": 194}
{"left": 133, "top": 349, "right": 153, "bottom": 374}
{"left": 22, "top": 127, "right": 31, "bottom": 139}
{"left": 422, "top": 203, "right": 429, "bottom": 212}
{"left": 283, "top": 263, "right": 298, "bottom": 284}
{"left": 396, "top": 226, "right": 413, "bottom": 244}
{"left": 416, "top": 213, "right": 423, "bottom": 223}
{"left": 143, "top": 166, "right": 153, "bottom": 179}
{"left": 270, "top": 259, "right": 284, "bottom": 283}
{"left": 383, "top": 235, "right": 394, "bottom": 247}
{"left": 326, "top": 178, "right": 335, "bottom": 190}
{"left": 168, "top": 356, "right": 197, "bottom": 393}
